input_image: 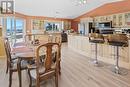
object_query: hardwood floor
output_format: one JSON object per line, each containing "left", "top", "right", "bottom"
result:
{"left": 0, "top": 43, "right": 130, "bottom": 87}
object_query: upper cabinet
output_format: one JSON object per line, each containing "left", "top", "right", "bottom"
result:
{"left": 112, "top": 14, "right": 121, "bottom": 27}
{"left": 94, "top": 16, "right": 112, "bottom": 23}
{"left": 118, "top": 14, "right": 123, "bottom": 27}
{"left": 125, "top": 13, "right": 130, "bottom": 26}
{"left": 114, "top": 12, "right": 130, "bottom": 27}
{"left": 89, "top": 12, "right": 130, "bottom": 28}
{"left": 114, "top": 13, "right": 125, "bottom": 27}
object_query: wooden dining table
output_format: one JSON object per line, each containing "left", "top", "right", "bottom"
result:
{"left": 14, "top": 41, "right": 57, "bottom": 61}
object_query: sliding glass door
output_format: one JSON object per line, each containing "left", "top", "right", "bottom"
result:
{"left": 15, "top": 19, "right": 24, "bottom": 42}
{"left": 6, "top": 17, "right": 14, "bottom": 44}
{"left": 2, "top": 17, "right": 25, "bottom": 45}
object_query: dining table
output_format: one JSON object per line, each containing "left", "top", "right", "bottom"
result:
{"left": 12, "top": 41, "right": 50, "bottom": 68}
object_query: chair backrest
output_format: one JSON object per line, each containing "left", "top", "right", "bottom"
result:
{"left": 4, "top": 37, "right": 11, "bottom": 52}
{"left": 48, "top": 35, "right": 53, "bottom": 43}
{"left": 108, "top": 34, "right": 128, "bottom": 43}
{"left": 35, "top": 43, "right": 60, "bottom": 78}
{"left": 48, "top": 34, "right": 61, "bottom": 43}
{"left": 55, "top": 36, "right": 61, "bottom": 43}
{"left": 24, "top": 34, "right": 31, "bottom": 43}
{"left": 4, "top": 38, "right": 12, "bottom": 69}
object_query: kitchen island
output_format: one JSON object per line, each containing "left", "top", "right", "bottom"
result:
{"left": 68, "top": 35, "right": 130, "bottom": 69}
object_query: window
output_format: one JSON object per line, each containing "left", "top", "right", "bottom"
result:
{"left": 32, "top": 20, "right": 63, "bottom": 32}
{"left": 44, "top": 21, "right": 63, "bottom": 32}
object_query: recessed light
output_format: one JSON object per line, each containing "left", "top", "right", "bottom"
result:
{"left": 83, "top": 0, "right": 87, "bottom": 4}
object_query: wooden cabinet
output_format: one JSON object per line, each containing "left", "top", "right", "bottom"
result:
{"left": 112, "top": 15, "right": 117, "bottom": 27}
{"left": 118, "top": 14, "right": 122, "bottom": 26}
{"left": 125, "top": 13, "right": 130, "bottom": 26}
{"left": 93, "top": 13, "right": 130, "bottom": 27}
{"left": 88, "top": 12, "right": 130, "bottom": 28}
{"left": 111, "top": 14, "right": 121, "bottom": 27}
{"left": 112, "top": 13, "right": 130, "bottom": 27}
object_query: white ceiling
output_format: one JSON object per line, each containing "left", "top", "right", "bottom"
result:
{"left": 15, "top": 0, "right": 123, "bottom": 19}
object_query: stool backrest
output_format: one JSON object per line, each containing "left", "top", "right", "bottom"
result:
{"left": 89, "top": 33, "right": 104, "bottom": 40}
{"left": 108, "top": 34, "right": 128, "bottom": 43}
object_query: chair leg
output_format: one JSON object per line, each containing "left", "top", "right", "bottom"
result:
{"left": 6, "top": 62, "right": 8, "bottom": 74}
{"left": 18, "top": 70, "right": 22, "bottom": 87}
{"left": 9, "top": 71, "right": 13, "bottom": 87}
{"left": 55, "top": 73, "right": 58, "bottom": 87}
{"left": 27, "top": 69, "right": 32, "bottom": 87}
{"left": 36, "top": 79, "right": 40, "bottom": 87}
{"left": 58, "top": 61, "right": 61, "bottom": 75}
{"left": 17, "top": 59, "right": 22, "bottom": 87}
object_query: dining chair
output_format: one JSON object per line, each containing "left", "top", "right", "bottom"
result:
{"left": 4, "top": 37, "right": 32, "bottom": 74}
{"left": 13, "top": 35, "right": 29, "bottom": 47}
{"left": 4, "top": 39, "right": 28, "bottom": 87}
{"left": 27, "top": 43, "right": 60, "bottom": 87}
{"left": 4, "top": 38, "right": 11, "bottom": 74}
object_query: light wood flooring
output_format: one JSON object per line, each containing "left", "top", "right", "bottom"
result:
{"left": 0, "top": 43, "right": 130, "bottom": 87}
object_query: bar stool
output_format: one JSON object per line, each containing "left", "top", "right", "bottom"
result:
{"left": 89, "top": 33, "right": 105, "bottom": 66}
{"left": 107, "top": 34, "right": 128, "bottom": 74}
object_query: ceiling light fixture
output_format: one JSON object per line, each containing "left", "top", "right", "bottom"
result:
{"left": 74, "top": 0, "right": 87, "bottom": 6}
{"left": 78, "top": 0, "right": 87, "bottom": 4}
{"left": 54, "top": 11, "right": 60, "bottom": 19}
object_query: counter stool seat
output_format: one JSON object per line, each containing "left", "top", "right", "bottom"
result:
{"left": 108, "top": 41, "right": 128, "bottom": 47}
{"left": 89, "top": 39, "right": 104, "bottom": 44}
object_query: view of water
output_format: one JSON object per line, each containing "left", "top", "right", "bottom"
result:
{"left": 6, "top": 18, "right": 23, "bottom": 33}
